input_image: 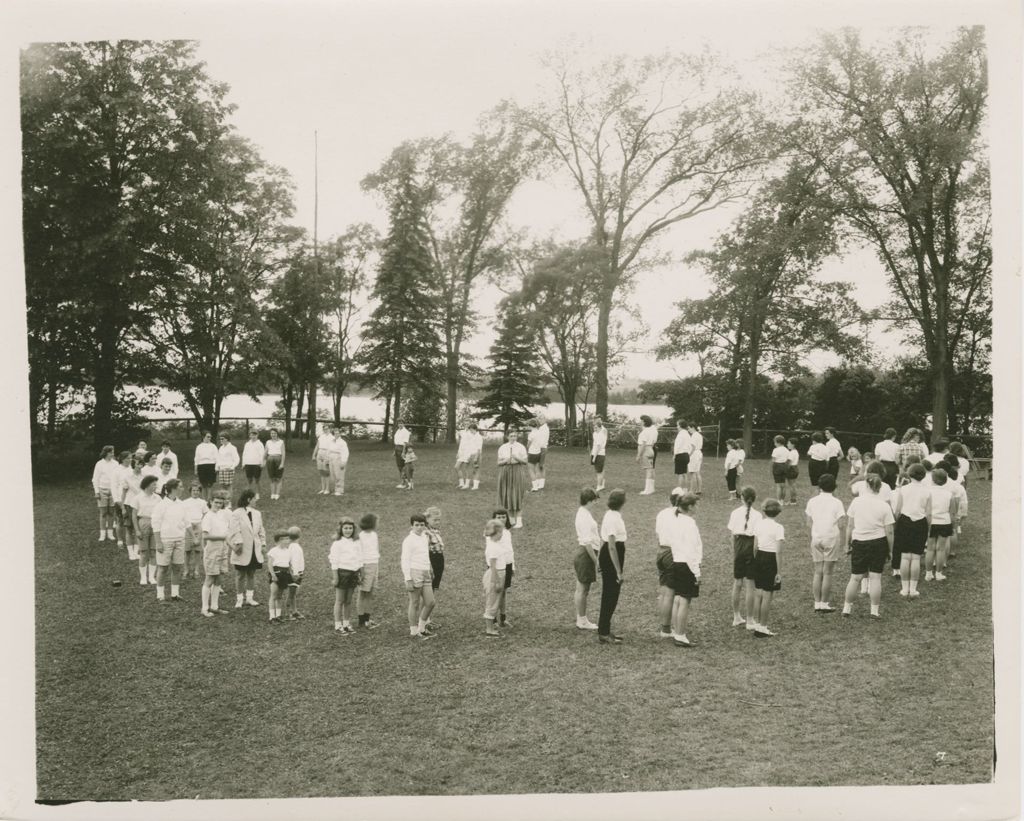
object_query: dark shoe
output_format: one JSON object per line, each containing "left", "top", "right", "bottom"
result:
{"left": 598, "top": 634, "right": 623, "bottom": 644}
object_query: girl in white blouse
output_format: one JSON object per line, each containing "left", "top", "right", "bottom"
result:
{"left": 807, "top": 431, "right": 829, "bottom": 488}
{"left": 892, "top": 463, "right": 932, "bottom": 597}
{"left": 597, "top": 489, "right": 628, "bottom": 643}
{"left": 573, "top": 488, "right": 602, "bottom": 631}
{"left": 265, "top": 428, "right": 286, "bottom": 500}
{"left": 635, "top": 415, "right": 659, "bottom": 496}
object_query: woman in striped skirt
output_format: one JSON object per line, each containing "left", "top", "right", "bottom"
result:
{"left": 497, "top": 429, "right": 529, "bottom": 529}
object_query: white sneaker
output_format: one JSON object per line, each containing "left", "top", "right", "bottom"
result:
{"left": 745, "top": 622, "right": 757, "bottom": 631}
{"left": 935, "top": 572, "right": 947, "bottom": 581}
{"left": 512, "top": 520, "right": 523, "bottom": 529}
{"left": 899, "top": 588, "right": 909, "bottom": 597}
{"left": 925, "top": 571, "right": 935, "bottom": 581}
{"left": 658, "top": 629, "right": 674, "bottom": 638}
{"left": 908, "top": 590, "right": 920, "bottom": 598}
{"left": 98, "top": 532, "right": 106, "bottom": 542}
{"left": 732, "top": 615, "right": 745, "bottom": 627}
{"left": 396, "top": 484, "right": 406, "bottom": 489}
{"left": 577, "top": 620, "right": 599, "bottom": 631}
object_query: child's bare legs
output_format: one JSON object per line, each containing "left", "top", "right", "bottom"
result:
{"left": 786, "top": 478, "right": 797, "bottom": 503}
{"left": 341, "top": 587, "right": 355, "bottom": 625}
{"left": 812, "top": 561, "right": 824, "bottom": 605}
{"left": 868, "top": 571, "right": 882, "bottom": 607}
{"left": 935, "top": 536, "right": 950, "bottom": 576}
{"left": 691, "top": 471, "right": 703, "bottom": 494}
{"left": 743, "top": 579, "right": 756, "bottom": 625}
{"left": 574, "top": 581, "right": 592, "bottom": 621}
{"left": 201, "top": 574, "right": 214, "bottom": 614}
{"left": 497, "top": 589, "right": 508, "bottom": 624}
{"left": 268, "top": 582, "right": 279, "bottom": 620}
{"left": 657, "top": 584, "right": 674, "bottom": 632}
{"left": 676, "top": 473, "right": 686, "bottom": 489}
{"left": 155, "top": 564, "right": 167, "bottom": 599}
{"left": 731, "top": 578, "right": 744, "bottom": 620}
{"left": 756, "top": 590, "right": 773, "bottom": 627}
{"left": 900, "top": 554, "right": 921, "bottom": 595}
{"left": 357, "top": 588, "right": 372, "bottom": 619}
{"left": 842, "top": 573, "right": 863, "bottom": 613}
{"left": 820, "top": 560, "right": 835, "bottom": 605}
{"left": 418, "top": 585, "right": 436, "bottom": 629}
{"left": 234, "top": 567, "right": 247, "bottom": 606}
{"left": 672, "top": 595, "right": 691, "bottom": 638}
{"left": 775, "top": 482, "right": 785, "bottom": 501}
{"left": 925, "top": 537, "right": 937, "bottom": 576}
{"left": 334, "top": 588, "right": 344, "bottom": 628}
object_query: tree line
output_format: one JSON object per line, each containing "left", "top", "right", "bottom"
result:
{"left": 22, "top": 29, "right": 991, "bottom": 451}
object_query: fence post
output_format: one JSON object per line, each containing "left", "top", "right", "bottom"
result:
{"left": 185, "top": 419, "right": 191, "bottom": 440}
{"left": 245, "top": 418, "right": 250, "bottom": 437}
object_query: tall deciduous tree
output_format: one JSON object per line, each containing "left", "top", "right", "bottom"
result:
{"left": 21, "top": 40, "right": 236, "bottom": 446}
{"left": 143, "top": 135, "right": 299, "bottom": 435}
{"left": 514, "top": 50, "right": 765, "bottom": 420}
{"left": 473, "top": 299, "right": 548, "bottom": 436}
{"left": 357, "top": 153, "right": 446, "bottom": 441}
{"left": 792, "top": 27, "right": 990, "bottom": 439}
{"left": 660, "top": 162, "right": 868, "bottom": 449}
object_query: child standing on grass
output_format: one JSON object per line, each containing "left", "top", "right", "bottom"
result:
{"left": 113, "top": 451, "right": 132, "bottom": 551}
{"left": 329, "top": 517, "right": 362, "bottom": 634}
{"left": 182, "top": 481, "right": 209, "bottom": 580}
{"left": 727, "top": 486, "right": 761, "bottom": 629}
{"left": 940, "top": 457, "right": 968, "bottom": 559}
{"left": 285, "top": 526, "right": 305, "bottom": 620}
{"left": 924, "top": 468, "right": 958, "bottom": 582}
{"left": 266, "top": 529, "right": 295, "bottom": 624}
{"left": 751, "top": 499, "right": 784, "bottom": 637}
{"left": 92, "top": 445, "right": 119, "bottom": 542}
{"left": 356, "top": 514, "right": 380, "bottom": 629}
{"left": 723, "top": 440, "right": 742, "bottom": 500}
{"left": 847, "top": 447, "right": 863, "bottom": 482}
{"left": 807, "top": 432, "right": 829, "bottom": 488}
{"left": 152, "top": 478, "right": 189, "bottom": 603}
{"left": 785, "top": 438, "right": 800, "bottom": 505}
{"left": 597, "top": 489, "right": 628, "bottom": 644}
{"left": 121, "top": 456, "right": 144, "bottom": 561}
{"left": 216, "top": 434, "right": 240, "bottom": 493}
{"left": 488, "top": 507, "right": 516, "bottom": 629}
{"left": 401, "top": 445, "right": 417, "bottom": 490}
{"left": 401, "top": 514, "right": 436, "bottom": 640}
{"left": 805, "top": 474, "right": 845, "bottom": 613}
{"left": 842, "top": 474, "right": 895, "bottom": 619}
{"left": 655, "top": 488, "right": 685, "bottom": 638}
{"left": 199, "top": 491, "right": 232, "bottom": 617}
{"left": 133, "top": 475, "right": 160, "bottom": 585}
{"left": 770, "top": 435, "right": 790, "bottom": 501}
{"left": 483, "top": 518, "right": 508, "bottom": 637}
{"left": 892, "top": 464, "right": 931, "bottom": 598}
{"left": 573, "top": 489, "right": 601, "bottom": 631}
{"left": 668, "top": 492, "right": 702, "bottom": 648}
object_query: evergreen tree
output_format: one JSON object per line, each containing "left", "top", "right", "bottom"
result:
{"left": 357, "top": 153, "right": 445, "bottom": 441}
{"left": 473, "top": 299, "right": 548, "bottom": 436}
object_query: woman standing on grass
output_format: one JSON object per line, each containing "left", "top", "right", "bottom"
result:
{"left": 216, "top": 434, "right": 240, "bottom": 494}
{"left": 898, "top": 428, "right": 929, "bottom": 483}
{"left": 194, "top": 432, "right": 219, "bottom": 501}
{"left": 133, "top": 474, "right": 160, "bottom": 586}
{"left": 121, "top": 455, "right": 144, "bottom": 561}
{"left": 807, "top": 431, "right": 829, "bottom": 488}
{"left": 92, "top": 445, "right": 119, "bottom": 542}
{"left": 842, "top": 474, "right": 894, "bottom": 619}
{"left": 824, "top": 428, "right": 843, "bottom": 482}
{"left": 636, "top": 416, "right": 658, "bottom": 496}
{"left": 572, "top": 489, "right": 601, "bottom": 631}
{"left": 496, "top": 429, "right": 529, "bottom": 529}
{"left": 597, "top": 489, "right": 628, "bottom": 644}
{"left": 265, "top": 428, "right": 286, "bottom": 500}
{"left": 228, "top": 489, "right": 265, "bottom": 609}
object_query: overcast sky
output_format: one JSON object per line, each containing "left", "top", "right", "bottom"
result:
{"left": 187, "top": 8, "right": 931, "bottom": 385}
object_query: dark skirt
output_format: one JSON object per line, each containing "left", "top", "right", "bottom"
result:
{"left": 497, "top": 463, "right": 529, "bottom": 512}
{"left": 808, "top": 459, "right": 827, "bottom": 487}
{"left": 196, "top": 463, "right": 216, "bottom": 488}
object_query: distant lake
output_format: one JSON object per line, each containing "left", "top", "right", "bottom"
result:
{"left": 143, "top": 389, "right": 673, "bottom": 426}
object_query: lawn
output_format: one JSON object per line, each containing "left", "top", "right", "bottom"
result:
{"left": 34, "top": 439, "right": 994, "bottom": 799}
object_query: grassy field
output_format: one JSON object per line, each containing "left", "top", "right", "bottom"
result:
{"left": 34, "top": 439, "right": 994, "bottom": 799}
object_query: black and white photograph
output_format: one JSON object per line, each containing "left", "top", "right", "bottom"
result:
{"left": 1, "top": 0, "right": 1020, "bottom": 818}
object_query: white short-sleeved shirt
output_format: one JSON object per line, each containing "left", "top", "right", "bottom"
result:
{"left": 575, "top": 506, "right": 600, "bottom": 547}
{"left": 727, "top": 504, "right": 763, "bottom": 537}
{"left": 926, "top": 452, "right": 948, "bottom": 467}
{"left": 265, "top": 438, "right": 285, "bottom": 457}
{"left": 673, "top": 429, "right": 692, "bottom": 455}
{"left": 591, "top": 427, "right": 607, "bottom": 457}
{"left": 182, "top": 496, "right": 209, "bottom": 525}
{"left": 949, "top": 481, "right": 967, "bottom": 517}
{"left": 771, "top": 445, "right": 790, "bottom": 463}
{"left": 825, "top": 438, "right": 842, "bottom": 459}
{"left": 895, "top": 481, "right": 930, "bottom": 521}
{"left": 787, "top": 447, "right": 799, "bottom": 466}
{"left": 267, "top": 544, "right": 292, "bottom": 569}
{"left": 850, "top": 480, "right": 893, "bottom": 505}
{"left": 671, "top": 513, "right": 703, "bottom": 570}
{"left": 394, "top": 428, "right": 411, "bottom": 448}
{"left": 754, "top": 518, "right": 785, "bottom": 553}
{"left": 723, "top": 449, "right": 742, "bottom": 470}
{"left": 526, "top": 428, "right": 542, "bottom": 455}
{"left": 535, "top": 423, "right": 550, "bottom": 450}
{"left": 637, "top": 426, "right": 659, "bottom": 449}
{"left": 201, "top": 508, "right": 231, "bottom": 540}
{"left": 328, "top": 437, "right": 349, "bottom": 461}
{"left": 600, "top": 510, "right": 627, "bottom": 544}
{"left": 484, "top": 536, "right": 507, "bottom": 571}
{"left": 808, "top": 442, "right": 829, "bottom": 461}
{"left": 288, "top": 542, "right": 305, "bottom": 574}
{"left": 846, "top": 495, "right": 896, "bottom": 540}
{"left": 805, "top": 492, "right": 846, "bottom": 540}
{"left": 655, "top": 506, "right": 679, "bottom": 547}
{"left": 457, "top": 430, "right": 483, "bottom": 461}
{"left": 928, "top": 485, "right": 955, "bottom": 525}
{"left": 359, "top": 531, "right": 380, "bottom": 564}
{"left": 690, "top": 431, "right": 704, "bottom": 454}
{"left": 875, "top": 440, "right": 900, "bottom": 462}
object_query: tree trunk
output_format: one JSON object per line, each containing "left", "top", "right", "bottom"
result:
{"left": 382, "top": 392, "right": 392, "bottom": 442}
{"left": 445, "top": 354, "right": 458, "bottom": 444}
{"left": 294, "top": 386, "right": 306, "bottom": 439}
{"left": 282, "top": 385, "right": 294, "bottom": 439}
{"left": 741, "top": 316, "right": 762, "bottom": 454}
{"left": 393, "top": 382, "right": 402, "bottom": 438}
{"left": 307, "top": 382, "right": 318, "bottom": 442}
{"left": 46, "top": 382, "right": 58, "bottom": 437}
{"left": 93, "top": 320, "right": 118, "bottom": 448}
{"left": 595, "top": 294, "right": 611, "bottom": 420}
{"left": 930, "top": 356, "right": 951, "bottom": 441}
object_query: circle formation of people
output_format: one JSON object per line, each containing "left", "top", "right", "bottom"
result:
{"left": 89, "top": 417, "right": 975, "bottom": 643}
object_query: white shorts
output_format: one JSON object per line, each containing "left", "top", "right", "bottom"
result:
{"left": 688, "top": 452, "right": 703, "bottom": 472}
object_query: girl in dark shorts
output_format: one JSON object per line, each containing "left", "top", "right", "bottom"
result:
{"left": 491, "top": 508, "right": 516, "bottom": 628}
{"left": 842, "top": 474, "right": 895, "bottom": 618}
{"left": 892, "top": 463, "right": 931, "bottom": 598}
{"left": 726, "top": 486, "right": 762, "bottom": 629}
{"left": 751, "top": 499, "right": 785, "bottom": 637}
{"left": 807, "top": 431, "right": 829, "bottom": 487}
{"left": 668, "top": 492, "right": 703, "bottom": 648}
{"left": 329, "top": 517, "right": 363, "bottom": 634}
{"left": 573, "top": 489, "right": 601, "bottom": 630}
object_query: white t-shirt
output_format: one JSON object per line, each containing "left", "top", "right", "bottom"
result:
{"left": 182, "top": 496, "right": 209, "bottom": 525}
{"left": 288, "top": 542, "right": 305, "bottom": 574}
{"left": 329, "top": 537, "right": 363, "bottom": 571}
{"left": 825, "top": 438, "right": 842, "bottom": 459}
{"left": 328, "top": 436, "right": 349, "bottom": 461}
{"left": 723, "top": 449, "right": 742, "bottom": 470}
{"left": 654, "top": 506, "right": 679, "bottom": 546}
{"left": 949, "top": 481, "right": 968, "bottom": 517}
{"left": 808, "top": 442, "right": 829, "bottom": 461}
{"left": 535, "top": 423, "right": 550, "bottom": 450}
{"left": 394, "top": 428, "right": 411, "bottom": 448}
{"left": 499, "top": 529, "right": 515, "bottom": 569}
{"left": 805, "top": 492, "right": 846, "bottom": 540}
{"left": 575, "top": 506, "right": 600, "bottom": 548}
{"left": 727, "top": 504, "right": 762, "bottom": 537}
{"left": 754, "top": 518, "right": 785, "bottom": 553}
{"left": 157, "top": 449, "right": 179, "bottom": 478}
{"left": 926, "top": 452, "right": 948, "bottom": 467}
{"left": 673, "top": 429, "right": 692, "bottom": 456}
{"left": 267, "top": 544, "right": 292, "bottom": 569}
{"left": 457, "top": 430, "right": 483, "bottom": 461}
{"left": 850, "top": 480, "right": 893, "bottom": 505}
{"left": 526, "top": 428, "right": 542, "bottom": 455}
{"left": 771, "top": 445, "right": 790, "bottom": 463}
{"left": 671, "top": 513, "right": 703, "bottom": 571}
{"left": 194, "top": 442, "right": 218, "bottom": 466}
{"left": 846, "top": 495, "right": 896, "bottom": 540}
{"left": 591, "top": 427, "right": 607, "bottom": 457}
{"left": 875, "top": 440, "right": 900, "bottom": 462}
{"left": 92, "top": 458, "right": 120, "bottom": 493}
{"left": 600, "top": 510, "right": 627, "bottom": 544}
{"left": 315, "top": 433, "right": 334, "bottom": 455}
{"left": 787, "top": 447, "right": 799, "bottom": 466}
{"left": 359, "top": 531, "right": 380, "bottom": 564}
{"left": 928, "top": 485, "right": 954, "bottom": 525}
{"left": 484, "top": 535, "right": 507, "bottom": 571}
{"left": 895, "top": 481, "right": 930, "bottom": 521}
{"left": 637, "top": 426, "right": 658, "bottom": 449}
{"left": 201, "top": 508, "right": 231, "bottom": 540}
{"left": 690, "top": 431, "right": 704, "bottom": 454}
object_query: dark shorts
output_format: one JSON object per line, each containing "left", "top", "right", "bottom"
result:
{"left": 752, "top": 551, "right": 780, "bottom": 591}
{"left": 197, "top": 464, "right": 216, "bottom": 488}
{"left": 429, "top": 551, "right": 445, "bottom": 590}
{"left": 827, "top": 457, "right": 840, "bottom": 479}
{"left": 851, "top": 538, "right": 888, "bottom": 575}
{"left": 673, "top": 453, "right": 690, "bottom": 475}
{"left": 244, "top": 465, "right": 262, "bottom": 481}
{"left": 539, "top": 449, "right": 547, "bottom": 467}
{"left": 786, "top": 464, "right": 799, "bottom": 480}
{"left": 394, "top": 448, "right": 406, "bottom": 469}
{"left": 771, "top": 462, "right": 788, "bottom": 483}
{"left": 269, "top": 567, "right": 294, "bottom": 588}
{"left": 809, "top": 459, "right": 827, "bottom": 486}
{"left": 670, "top": 562, "right": 700, "bottom": 599}
{"left": 574, "top": 547, "right": 596, "bottom": 585}
{"left": 894, "top": 514, "right": 928, "bottom": 555}
{"left": 266, "top": 456, "right": 284, "bottom": 479}
{"left": 656, "top": 547, "right": 674, "bottom": 587}
{"left": 881, "top": 460, "right": 899, "bottom": 488}
{"left": 527, "top": 452, "right": 542, "bottom": 464}
{"left": 733, "top": 534, "right": 755, "bottom": 580}
{"left": 591, "top": 455, "right": 605, "bottom": 473}
{"left": 334, "top": 568, "right": 360, "bottom": 589}
{"left": 243, "top": 550, "right": 263, "bottom": 571}
{"left": 929, "top": 523, "right": 954, "bottom": 538}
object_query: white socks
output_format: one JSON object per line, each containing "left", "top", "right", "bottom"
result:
{"left": 138, "top": 566, "right": 147, "bottom": 584}
{"left": 245, "top": 590, "right": 256, "bottom": 604}
{"left": 170, "top": 584, "right": 180, "bottom": 598}
{"left": 211, "top": 586, "right": 221, "bottom": 610}
{"left": 148, "top": 564, "right": 157, "bottom": 584}
{"left": 201, "top": 586, "right": 211, "bottom": 612}
{"left": 472, "top": 479, "right": 480, "bottom": 490}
